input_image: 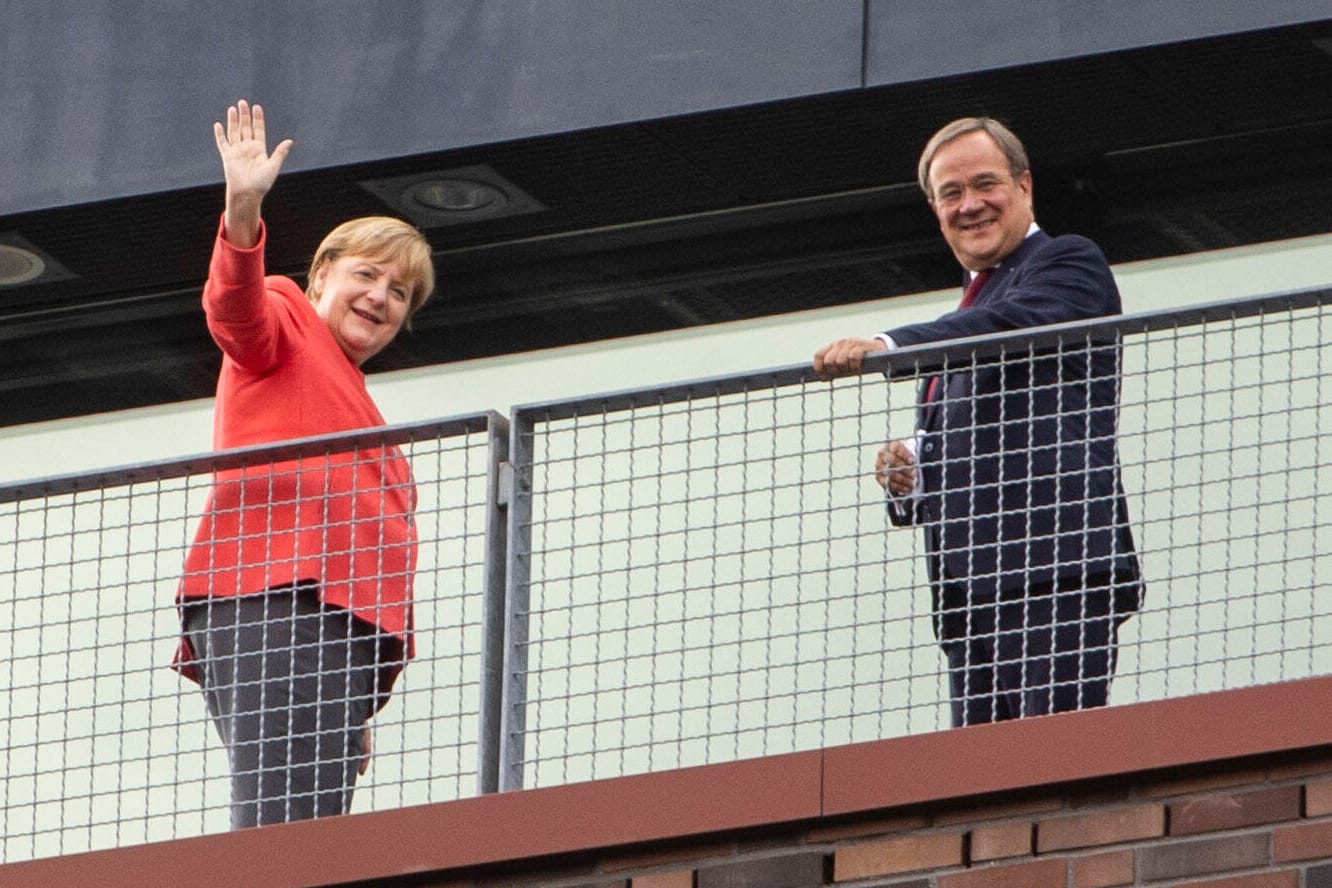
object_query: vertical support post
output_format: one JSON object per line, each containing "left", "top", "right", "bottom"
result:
{"left": 497, "top": 407, "right": 535, "bottom": 791}
{"left": 475, "top": 411, "right": 511, "bottom": 794}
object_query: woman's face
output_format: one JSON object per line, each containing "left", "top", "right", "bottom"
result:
{"left": 311, "top": 254, "right": 412, "bottom": 365}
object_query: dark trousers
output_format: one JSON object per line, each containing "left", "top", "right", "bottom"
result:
{"left": 938, "top": 572, "right": 1127, "bottom": 728}
{"left": 182, "top": 585, "right": 383, "bottom": 828}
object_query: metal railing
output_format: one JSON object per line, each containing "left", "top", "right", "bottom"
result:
{"left": 2, "top": 287, "right": 1331, "bottom": 863}
{"left": 497, "top": 285, "right": 1332, "bottom": 787}
{"left": 0, "top": 413, "right": 503, "bottom": 862}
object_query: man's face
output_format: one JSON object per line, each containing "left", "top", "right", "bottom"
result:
{"left": 926, "top": 130, "right": 1034, "bottom": 272}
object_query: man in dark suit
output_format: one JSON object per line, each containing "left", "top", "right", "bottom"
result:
{"left": 814, "top": 117, "right": 1143, "bottom": 727}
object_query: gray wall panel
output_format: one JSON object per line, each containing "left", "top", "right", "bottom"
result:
{"left": 5, "top": 1, "right": 1328, "bottom": 217}
{"left": 0, "top": 0, "right": 863, "bottom": 215}
{"left": 865, "top": 0, "right": 1331, "bottom": 85}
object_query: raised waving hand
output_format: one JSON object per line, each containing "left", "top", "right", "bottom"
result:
{"left": 213, "top": 100, "right": 293, "bottom": 248}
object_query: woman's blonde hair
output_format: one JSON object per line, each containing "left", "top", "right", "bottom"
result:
{"left": 305, "top": 216, "right": 435, "bottom": 320}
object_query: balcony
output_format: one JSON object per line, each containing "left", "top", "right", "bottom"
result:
{"left": 3, "top": 284, "right": 1332, "bottom": 885}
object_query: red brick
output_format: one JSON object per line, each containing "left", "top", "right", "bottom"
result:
{"left": 1308, "top": 778, "right": 1332, "bottom": 817}
{"left": 733, "top": 833, "right": 802, "bottom": 857}
{"left": 1071, "top": 849, "right": 1134, "bottom": 887}
{"left": 970, "top": 821, "right": 1033, "bottom": 862}
{"left": 1173, "top": 873, "right": 1299, "bottom": 888}
{"left": 1267, "top": 751, "right": 1332, "bottom": 781}
{"left": 1273, "top": 820, "right": 1332, "bottom": 862}
{"left": 605, "top": 842, "right": 733, "bottom": 872}
{"left": 696, "top": 852, "right": 825, "bottom": 888}
{"left": 1137, "top": 833, "right": 1268, "bottom": 882}
{"left": 1138, "top": 765, "right": 1267, "bottom": 799}
{"left": 1038, "top": 803, "right": 1165, "bottom": 852}
{"left": 805, "top": 812, "right": 927, "bottom": 843}
{"left": 1169, "top": 785, "right": 1301, "bottom": 835}
{"left": 1068, "top": 785, "right": 1134, "bottom": 808}
{"left": 937, "top": 858, "right": 1065, "bottom": 888}
{"left": 935, "top": 794, "right": 1065, "bottom": 826}
{"left": 833, "top": 832, "right": 963, "bottom": 881}
{"left": 631, "top": 872, "right": 693, "bottom": 888}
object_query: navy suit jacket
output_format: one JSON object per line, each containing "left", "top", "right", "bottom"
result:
{"left": 885, "top": 231, "right": 1142, "bottom": 615}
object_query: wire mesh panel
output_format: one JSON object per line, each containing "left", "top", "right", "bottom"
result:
{"left": 1116, "top": 298, "right": 1332, "bottom": 701}
{"left": 0, "top": 414, "right": 498, "bottom": 864}
{"left": 508, "top": 373, "right": 946, "bottom": 790}
{"left": 504, "top": 287, "right": 1332, "bottom": 788}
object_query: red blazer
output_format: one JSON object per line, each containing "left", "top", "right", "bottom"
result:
{"left": 175, "top": 219, "right": 418, "bottom": 686}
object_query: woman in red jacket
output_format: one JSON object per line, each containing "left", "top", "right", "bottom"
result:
{"left": 176, "top": 100, "right": 435, "bottom": 828}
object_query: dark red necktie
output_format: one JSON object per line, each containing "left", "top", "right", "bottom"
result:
{"left": 925, "top": 268, "right": 993, "bottom": 403}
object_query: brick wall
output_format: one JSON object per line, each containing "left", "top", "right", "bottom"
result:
{"left": 571, "top": 751, "right": 1332, "bottom": 888}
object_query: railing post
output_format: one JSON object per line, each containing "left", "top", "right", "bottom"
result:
{"left": 497, "top": 407, "right": 535, "bottom": 791}
{"left": 475, "top": 411, "right": 511, "bottom": 795}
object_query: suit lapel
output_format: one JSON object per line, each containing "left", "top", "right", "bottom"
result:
{"left": 916, "top": 230, "right": 1052, "bottom": 428}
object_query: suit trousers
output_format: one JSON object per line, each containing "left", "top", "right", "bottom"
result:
{"left": 938, "top": 571, "right": 1128, "bottom": 728}
{"left": 182, "top": 585, "right": 382, "bottom": 828}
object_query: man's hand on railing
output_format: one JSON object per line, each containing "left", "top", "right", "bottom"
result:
{"left": 813, "top": 337, "right": 885, "bottom": 380}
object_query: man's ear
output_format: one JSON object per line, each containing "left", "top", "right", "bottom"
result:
{"left": 1017, "top": 169, "right": 1034, "bottom": 199}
